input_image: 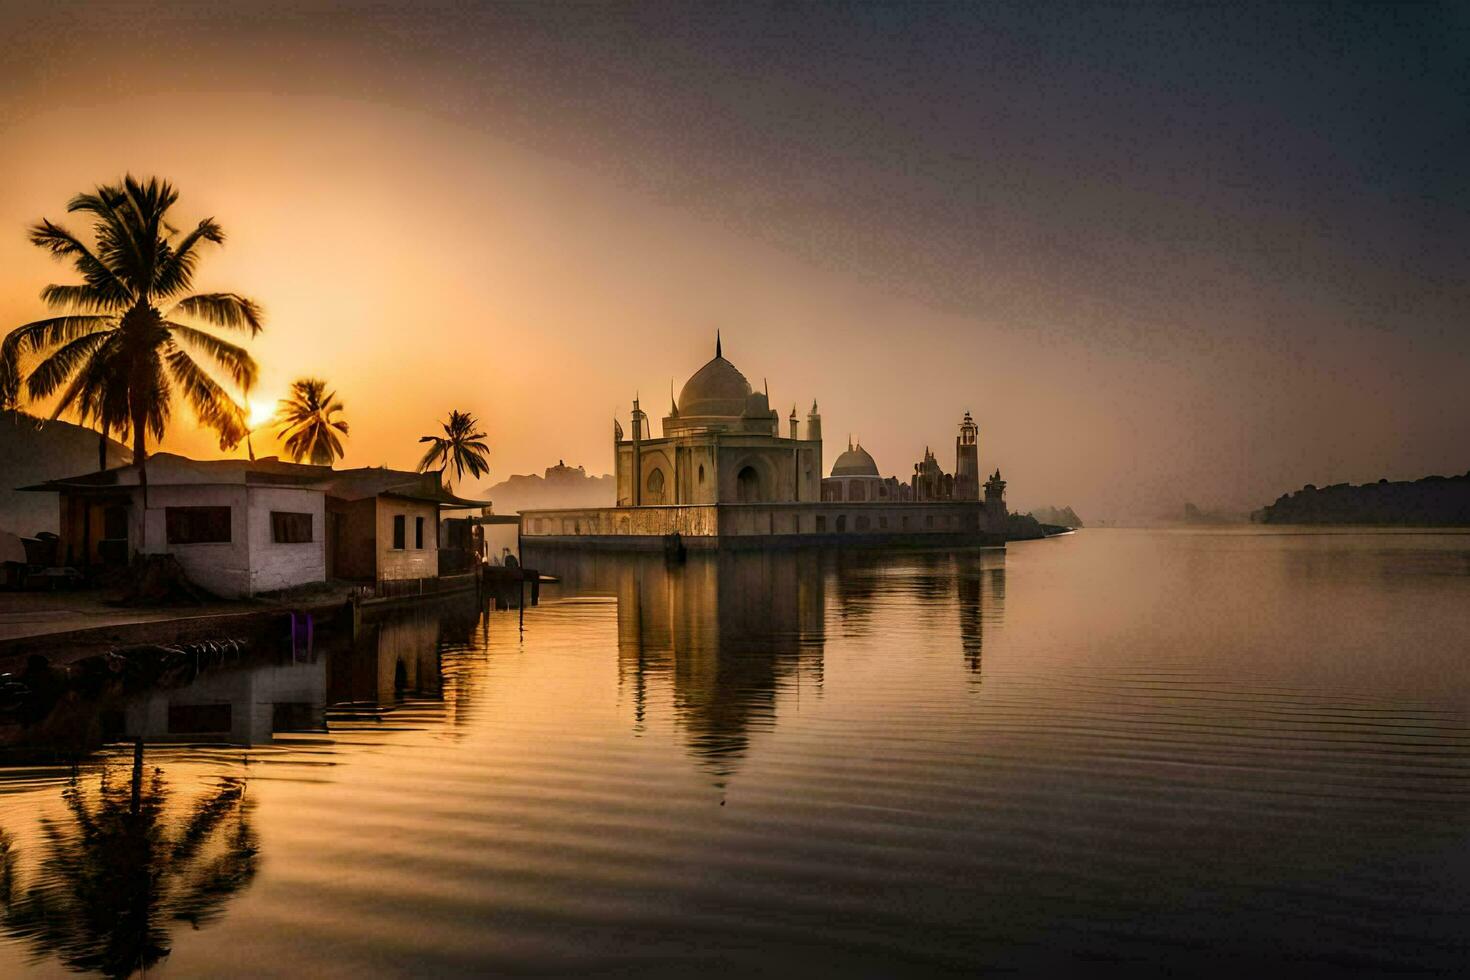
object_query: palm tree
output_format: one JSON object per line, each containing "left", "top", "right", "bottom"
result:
{"left": 0, "top": 176, "right": 260, "bottom": 487}
{"left": 275, "top": 377, "right": 348, "bottom": 465}
{"left": 0, "top": 746, "right": 258, "bottom": 978}
{"left": 417, "top": 410, "right": 490, "bottom": 488}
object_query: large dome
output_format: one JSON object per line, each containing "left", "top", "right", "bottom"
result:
{"left": 678, "top": 354, "right": 754, "bottom": 419}
{"left": 831, "top": 443, "right": 879, "bottom": 478}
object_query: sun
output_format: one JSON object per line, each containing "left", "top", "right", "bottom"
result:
{"left": 247, "top": 395, "right": 278, "bottom": 430}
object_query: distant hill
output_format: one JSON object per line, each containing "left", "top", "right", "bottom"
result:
{"left": 0, "top": 410, "right": 131, "bottom": 537}
{"left": 1256, "top": 473, "right": 1470, "bottom": 526}
{"left": 487, "top": 460, "right": 614, "bottom": 514}
{"left": 1027, "top": 505, "right": 1083, "bottom": 528}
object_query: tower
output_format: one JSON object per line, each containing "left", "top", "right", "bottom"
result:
{"left": 984, "top": 468, "right": 1008, "bottom": 536}
{"left": 954, "top": 410, "right": 980, "bottom": 500}
{"left": 631, "top": 396, "right": 646, "bottom": 506}
{"left": 789, "top": 405, "right": 799, "bottom": 440}
{"left": 806, "top": 400, "right": 822, "bottom": 443}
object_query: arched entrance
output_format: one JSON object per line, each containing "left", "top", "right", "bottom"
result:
{"left": 736, "top": 465, "right": 761, "bottom": 503}
{"left": 646, "top": 467, "right": 666, "bottom": 504}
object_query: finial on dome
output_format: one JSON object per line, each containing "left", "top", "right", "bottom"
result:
{"left": 848, "top": 434, "right": 853, "bottom": 452}
{"left": 716, "top": 330, "right": 722, "bottom": 359}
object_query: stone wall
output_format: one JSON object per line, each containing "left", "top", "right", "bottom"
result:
{"left": 522, "top": 501, "right": 1003, "bottom": 547}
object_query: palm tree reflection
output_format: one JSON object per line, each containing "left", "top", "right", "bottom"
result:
{"left": 0, "top": 742, "right": 257, "bottom": 978}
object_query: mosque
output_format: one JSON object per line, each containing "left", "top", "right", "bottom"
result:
{"left": 520, "top": 337, "right": 1009, "bottom": 549}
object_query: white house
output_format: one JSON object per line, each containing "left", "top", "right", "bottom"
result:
{"left": 25, "top": 454, "right": 331, "bottom": 598}
{"left": 23, "top": 454, "right": 490, "bottom": 597}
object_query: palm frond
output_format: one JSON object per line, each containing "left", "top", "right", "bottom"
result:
{"left": 38, "top": 283, "right": 126, "bottom": 314}
{"left": 170, "top": 293, "right": 263, "bottom": 335}
{"left": 25, "top": 331, "right": 112, "bottom": 400}
{"left": 27, "top": 220, "right": 132, "bottom": 302}
{"left": 153, "top": 218, "right": 224, "bottom": 298}
{"left": 164, "top": 322, "right": 258, "bottom": 389}
{"left": 163, "top": 345, "right": 246, "bottom": 448}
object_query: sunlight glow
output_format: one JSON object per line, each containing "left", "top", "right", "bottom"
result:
{"left": 247, "top": 396, "right": 278, "bottom": 430}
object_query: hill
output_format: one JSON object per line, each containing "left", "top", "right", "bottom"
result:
{"left": 487, "top": 460, "right": 614, "bottom": 514}
{"left": 1027, "top": 505, "right": 1083, "bottom": 528}
{"left": 0, "top": 411, "right": 132, "bottom": 537}
{"left": 1256, "top": 473, "right": 1470, "bottom": 526}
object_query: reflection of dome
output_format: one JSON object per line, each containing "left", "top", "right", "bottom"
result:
{"left": 679, "top": 355, "right": 754, "bottom": 419}
{"left": 831, "top": 443, "right": 879, "bottom": 477}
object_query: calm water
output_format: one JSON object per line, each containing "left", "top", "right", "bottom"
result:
{"left": 0, "top": 529, "right": 1466, "bottom": 976}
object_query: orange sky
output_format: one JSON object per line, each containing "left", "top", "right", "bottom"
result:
{"left": 1, "top": 4, "right": 1465, "bottom": 519}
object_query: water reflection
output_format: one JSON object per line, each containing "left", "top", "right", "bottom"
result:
{"left": 529, "top": 547, "right": 1007, "bottom": 781}
{"left": 0, "top": 747, "right": 256, "bottom": 978}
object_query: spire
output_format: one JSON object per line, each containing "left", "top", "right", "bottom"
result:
{"left": 763, "top": 377, "right": 769, "bottom": 398}
{"left": 715, "top": 330, "right": 722, "bottom": 359}
{"left": 669, "top": 378, "right": 678, "bottom": 416}
{"left": 790, "top": 404, "right": 797, "bottom": 418}
{"left": 810, "top": 399, "right": 818, "bottom": 415}
{"left": 848, "top": 434, "right": 853, "bottom": 452}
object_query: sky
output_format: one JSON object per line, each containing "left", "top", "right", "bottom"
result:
{"left": 0, "top": 1, "right": 1465, "bottom": 519}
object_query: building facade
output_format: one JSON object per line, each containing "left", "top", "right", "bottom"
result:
{"left": 523, "top": 340, "right": 1010, "bottom": 550}
{"left": 615, "top": 336, "right": 823, "bottom": 507}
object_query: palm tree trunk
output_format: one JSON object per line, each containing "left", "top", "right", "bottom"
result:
{"left": 133, "top": 407, "right": 148, "bottom": 508}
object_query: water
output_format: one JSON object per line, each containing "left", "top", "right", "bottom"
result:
{"left": 0, "top": 529, "right": 1466, "bottom": 976}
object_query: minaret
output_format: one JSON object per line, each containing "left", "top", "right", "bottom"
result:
{"left": 789, "top": 405, "right": 799, "bottom": 440}
{"left": 955, "top": 410, "right": 980, "bottom": 500}
{"left": 631, "top": 396, "right": 646, "bottom": 506}
{"left": 806, "top": 400, "right": 822, "bottom": 443}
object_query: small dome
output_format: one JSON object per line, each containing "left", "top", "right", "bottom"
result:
{"left": 678, "top": 355, "right": 753, "bottom": 419}
{"left": 831, "top": 443, "right": 879, "bottom": 477}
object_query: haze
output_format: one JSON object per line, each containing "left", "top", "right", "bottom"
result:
{"left": 1, "top": 2, "right": 1464, "bottom": 519}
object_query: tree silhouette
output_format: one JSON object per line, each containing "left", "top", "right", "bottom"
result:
{"left": 417, "top": 409, "right": 490, "bottom": 488}
{"left": 275, "top": 377, "right": 348, "bottom": 465}
{"left": 0, "top": 743, "right": 258, "bottom": 978}
{"left": 0, "top": 176, "right": 262, "bottom": 485}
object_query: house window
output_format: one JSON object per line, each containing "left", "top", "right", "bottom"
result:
{"left": 392, "top": 514, "right": 406, "bottom": 549}
{"left": 415, "top": 516, "right": 425, "bottom": 549}
{"left": 816, "top": 515, "right": 827, "bottom": 533}
{"left": 165, "top": 506, "right": 231, "bottom": 544}
{"left": 698, "top": 464, "right": 705, "bottom": 484}
{"left": 271, "top": 511, "right": 313, "bottom": 543}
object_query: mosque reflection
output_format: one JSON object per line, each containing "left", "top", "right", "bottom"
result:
{"left": 533, "top": 546, "right": 1006, "bottom": 781}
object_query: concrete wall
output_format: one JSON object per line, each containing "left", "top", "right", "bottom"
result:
{"left": 246, "top": 486, "right": 327, "bottom": 594}
{"left": 140, "top": 484, "right": 252, "bottom": 597}
{"left": 131, "top": 483, "right": 327, "bottom": 597}
{"left": 327, "top": 497, "right": 377, "bottom": 579}
{"left": 522, "top": 501, "right": 998, "bottom": 546}
{"left": 523, "top": 505, "right": 719, "bottom": 538}
{"left": 376, "top": 497, "right": 439, "bottom": 580}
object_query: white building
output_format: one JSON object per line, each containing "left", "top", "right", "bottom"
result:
{"left": 27, "top": 454, "right": 329, "bottom": 598}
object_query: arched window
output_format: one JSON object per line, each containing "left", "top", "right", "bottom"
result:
{"left": 736, "top": 465, "right": 761, "bottom": 503}
{"left": 647, "top": 467, "right": 666, "bottom": 504}
{"left": 698, "top": 464, "right": 705, "bottom": 484}
{"left": 836, "top": 514, "right": 847, "bottom": 533}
